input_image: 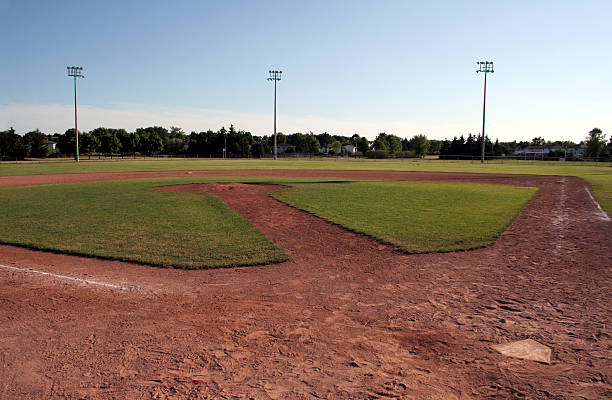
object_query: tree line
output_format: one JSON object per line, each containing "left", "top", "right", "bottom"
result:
{"left": 1, "top": 125, "right": 610, "bottom": 160}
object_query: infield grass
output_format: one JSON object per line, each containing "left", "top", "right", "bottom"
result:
{"left": 0, "top": 178, "right": 288, "bottom": 268}
{"left": 273, "top": 181, "right": 537, "bottom": 253}
{"left": 0, "top": 177, "right": 537, "bottom": 265}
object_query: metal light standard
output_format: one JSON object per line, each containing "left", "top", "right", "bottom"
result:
{"left": 267, "top": 70, "right": 282, "bottom": 160}
{"left": 476, "top": 61, "right": 493, "bottom": 164}
{"left": 67, "top": 66, "right": 84, "bottom": 162}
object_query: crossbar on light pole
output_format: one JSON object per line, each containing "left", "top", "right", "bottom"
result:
{"left": 267, "top": 70, "right": 282, "bottom": 160}
{"left": 476, "top": 61, "right": 493, "bottom": 164}
{"left": 67, "top": 66, "right": 85, "bottom": 162}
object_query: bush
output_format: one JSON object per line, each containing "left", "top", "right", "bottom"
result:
{"left": 366, "top": 150, "right": 391, "bottom": 159}
{"left": 396, "top": 150, "right": 417, "bottom": 158}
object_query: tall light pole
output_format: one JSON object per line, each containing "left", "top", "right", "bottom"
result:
{"left": 67, "top": 66, "right": 84, "bottom": 162}
{"left": 476, "top": 61, "right": 493, "bottom": 164}
{"left": 267, "top": 70, "right": 282, "bottom": 160}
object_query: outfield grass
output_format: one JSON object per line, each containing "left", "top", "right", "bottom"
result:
{"left": 0, "top": 178, "right": 288, "bottom": 268}
{"left": 3, "top": 158, "right": 608, "bottom": 214}
{"left": 0, "top": 157, "right": 610, "bottom": 177}
{"left": 273, "top": 181, "right": 537, "bottom": 253}
{"left": 0, "top": 177, "right": 538, "bottom": 266}
{"left": 583, "top": 173, "right": 612, "bottom": 213}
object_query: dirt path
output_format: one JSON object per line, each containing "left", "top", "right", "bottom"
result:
{"left": 0, "top": 171, "right": 610, "bottom": 399}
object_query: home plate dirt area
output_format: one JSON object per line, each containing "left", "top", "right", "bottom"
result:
{"left": 0, "top": 170, "right": 610, "bottom": 399}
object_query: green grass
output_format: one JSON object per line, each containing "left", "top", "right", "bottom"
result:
{"left": 0, "top": 178, "right": 288, "bottom": 268}
{"left": 273, "top": 181, "right": 537, "bottom": 253}
{"left": 1, "top": 158, "right": 610, "bottom": 214}
{"left": 0, "top": 176, "right": 538, "bottom": 265}
{"left": 0, "top": 157, "right": 610, "bottom": 177}
{"left": 584, "top": 173, "right": 612, "bottom": 212}
{"left": 1, "top": 158, "right": 610, "bottom": 203}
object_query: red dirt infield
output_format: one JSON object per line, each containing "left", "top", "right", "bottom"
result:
{"left": 0, "top": 170, "right": 610, "bottom": 399}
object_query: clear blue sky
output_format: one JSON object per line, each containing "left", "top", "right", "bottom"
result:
{"left": 1, "top": 0, "right": 610, "bottom": 142}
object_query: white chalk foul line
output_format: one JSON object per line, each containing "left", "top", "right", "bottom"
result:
{"left": 553, "top": 178, "right": 567, "bottom": 254}
{"left": 0, "top": 264, "right": 134, "bottom": 291}
{"left": 584, "top": 187, "right": 612, "bottom": 222}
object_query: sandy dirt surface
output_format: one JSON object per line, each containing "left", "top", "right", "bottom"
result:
{"left": 0, "top": 170, "right": 610, "bottom": 399}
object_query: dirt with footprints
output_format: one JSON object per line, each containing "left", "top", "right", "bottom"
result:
{"left": 0, "top": 170, "right": 610, "bottom": 399}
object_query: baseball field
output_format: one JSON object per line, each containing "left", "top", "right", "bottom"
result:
{"left": 0, "top": 159, "right": 610, "bottom": 398}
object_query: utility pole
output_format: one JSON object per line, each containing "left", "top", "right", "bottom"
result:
{"left": 476, "top": 61, "right": 493, "bottom": 164}
{"left": 67, "top": 66, "right": 84, "bottom": 162}
{"left": 267, "top": 70, "right": 282, "bottom": 160}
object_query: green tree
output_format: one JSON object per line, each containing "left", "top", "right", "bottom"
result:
{"left": 80, "top": 133, "right": 101, "bottom": 153}
{"left": 350, "top": 134, "right": 369, "bottom": 153}
{"left": 0, "top": 128, "right": 27, "bottom": 159}
{"left": 585, "top": 127, "right": 607, "bottom": 158}
{"left": 100, "top": 133, "right": 121, "bottom": 154}
{"left": 493, "top": 139, "right": 503, "bottom": 156}
{"left": 136, "top": 127, "right": 169, "bottom": 151}
{"left": 268, "top": 132, "right": 286, "bottom": 149}
{"left": 466, "top": 134, "right": 479, "bottom": 155}
{"left": 23, "top": 129, "right": 49, "bottom": 158}
{"left": 331, "top": 140, "right": 342, "bottom": 155}
{"left": 137, "top": 131, "right": 164, "bottom": 154}
{"left": 373, "top": 132, "right": 402, "bottom": 153}
{"left": 428, "top": 139, "right": 442, "bottom": 155}
{"left": 372, "top": 133, "right": 389, "bottom": 151}
{"left": 166, "top": 137, "right": 187, "bottom": 153}
{"left": 250, "top": 142, "right": 265, "bottom": 157}
{"left": 531, "top": 136, "right": 545, "bottom": 146}
{"left": 440, "top": 139, "right": 452, "bottom": 155}
{"left": 57, "top": 129, "right": 77, "bottom": 156}
{"left": 386, "top": 134, "right": 402, "bottom": 153}
{"left": 357, "top": 136, "right": 370, "bottom": 153}
{"left": 90, "top": 128, "right": 129, "bottom": 154}
{"left": 316, "top": 132, "right": 332, "bottom": 147}
{"left": 409, "top": 134, "right": 430, "bottom": 158}
{"left": 450, "top": 135, "right": 465, "bottom": 155}
{"left": 235, "top": 129, "right": 254, "bottom": 156}
{"left": 116, "top": 130, "right": 137, "bottom": 154}
{"left": 303, "top": 133, "right": 321, "bottom": 153}
{"left": 169, "top": 126, "right": 185, "bottom": 139}
{"left": 188, "top": 130, "right": 214, "bottom": 155}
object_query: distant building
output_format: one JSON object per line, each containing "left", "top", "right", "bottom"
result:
{"left": 320, "top": 143, "right": 335, "bottom": 154}
{"left": 42, "top": 139, "right": 57, "bottom": 151}
{"left": 566, "top": 144, "right": 587, "bottom": 157}
{"left": 320, "top": 143, "right": 356, "bottom": 154}
{"left": 342, "top": 143, "right": 357, "bottom": 153}
{"left": 513, "top": 144, "right": 586, "bottom": 159}
{"left": 276, "top": 143, "right": 295, "bottom": 154}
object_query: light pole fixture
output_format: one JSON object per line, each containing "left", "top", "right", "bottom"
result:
{"left": 67, "top": 66, "right": 85, "bottom": 162}
{"left": 476, "top": 61, "right": 493, "bottom": 164}
{"left": 267, "top": 70, "right": 282, "bottom": 160}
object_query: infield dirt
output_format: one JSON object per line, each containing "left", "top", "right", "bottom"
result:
{"left": 0, "top": 170, "right": 610, "bottom": 399}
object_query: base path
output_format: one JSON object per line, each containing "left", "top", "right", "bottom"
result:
{"left": 0, "top": 171, "right": 610, "bottom": 399}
